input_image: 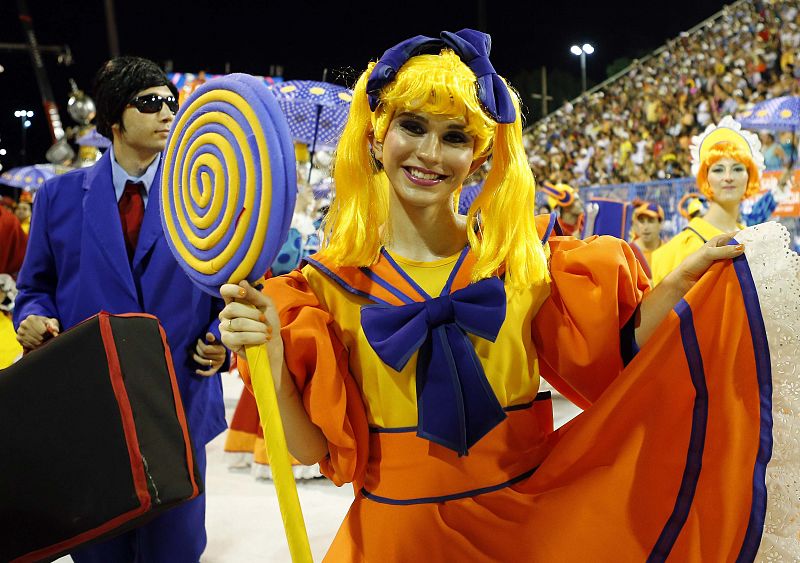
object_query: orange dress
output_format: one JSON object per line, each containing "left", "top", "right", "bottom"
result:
{"left": 238, "top": 222, "right": 795, "bottom": 561}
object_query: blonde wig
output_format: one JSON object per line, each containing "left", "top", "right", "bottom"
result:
{"left": 320, "top": 49, "right": 549, "bottom": 290}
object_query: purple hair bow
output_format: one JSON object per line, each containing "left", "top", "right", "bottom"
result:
{"left": 365, "top": 29, "right": 516, "bottom": 124}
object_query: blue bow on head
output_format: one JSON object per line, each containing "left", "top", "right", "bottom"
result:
{"left": 361, "top": 276, "right": 508, "bottom": 456}
{"left": 365, "top": 29, "right": 516, "bottom": 124}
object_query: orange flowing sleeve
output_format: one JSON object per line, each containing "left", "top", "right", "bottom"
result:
{"left": 532, "top": 235, "right": 651, "bottom": 409}
{"left": 238, "top": 270, "right": 370, "bottom": 489}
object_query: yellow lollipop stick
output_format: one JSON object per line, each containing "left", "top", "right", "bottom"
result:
{"left": 245, "top": 341, "right": 313, "bottom": 563}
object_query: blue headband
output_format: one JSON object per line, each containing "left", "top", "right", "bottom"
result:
{"left": 365, "top": 29, "right": 516, "bottom": 124}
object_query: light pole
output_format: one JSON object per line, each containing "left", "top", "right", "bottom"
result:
{"left": 570, "top": 43, "right": 594, "bottom": 93}
{"left": 14, "top": 109, "right": 33, "bottom": 164}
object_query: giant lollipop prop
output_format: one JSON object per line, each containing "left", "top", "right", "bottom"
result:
{"left": 161, "top": 74, "right": 312, "bottom": 562}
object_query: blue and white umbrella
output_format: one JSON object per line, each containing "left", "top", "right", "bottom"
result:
{"left": 737, "top": 96, "right": 800, "bottom": 132}
{"left": 270, "top": 80, "right": 353, "bottom": 151}
{"left": 0, "top": 164, "right": 72, "bottom": 191}
{"left": 738, "top": 96, "right": 800, "bottom": 167}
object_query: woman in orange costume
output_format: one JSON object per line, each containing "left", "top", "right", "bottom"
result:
{"left": 650, "top": 116, "right": 763, "bottom": 285}
{"left": 220, "top": 31, "right": 798, "bottom": 562}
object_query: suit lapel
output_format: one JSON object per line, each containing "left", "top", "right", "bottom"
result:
{"left": 82, "top": 152, "right": 138, "bottom": 301}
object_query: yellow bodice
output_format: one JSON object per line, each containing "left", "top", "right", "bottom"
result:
{"left": 302, "top": 258, "right": 548, "bottom": 428}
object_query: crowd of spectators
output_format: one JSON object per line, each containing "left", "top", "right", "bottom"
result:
{"left": 525, "top": 0, "right": 800, "bottom": 188}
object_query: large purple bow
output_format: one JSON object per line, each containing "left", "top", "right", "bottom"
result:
{"left": 361, "top": 276, "right": 507, "bottom": 455}
{"left": 365, "top": 29, "right": 516, "bottom": 124}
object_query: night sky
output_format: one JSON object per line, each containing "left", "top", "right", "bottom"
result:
{"left": 0, "top": 0, "right": 729, "bottom": 169}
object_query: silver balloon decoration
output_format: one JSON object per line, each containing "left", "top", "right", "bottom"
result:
{"left": 66, "top": 79, "right": 101, "bottom": 167}
{"left": 67, "top": 79, "right": 96, "bottom": 126}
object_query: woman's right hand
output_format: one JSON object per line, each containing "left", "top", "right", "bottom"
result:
{"left": 219, "top": 280, "right": 283, "bottom": 364}
{"left": 220, "top": 280, "right": 328, "bottom": 464}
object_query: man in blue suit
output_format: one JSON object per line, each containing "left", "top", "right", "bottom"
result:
{"left": 14, "top": 57, "right": 227, "bottom": 562}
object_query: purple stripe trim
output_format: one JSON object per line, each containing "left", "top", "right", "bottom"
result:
{"left": 304, "top": 257, "right": 392, "bottom": 306}
{"left": 358, "top": 266, "right": 416, "bottom": 304}
{"left": 361, "top": 465, "right": 538, "bottom": 505}
{"left": 503, "top": 391, "right": 553, "bottom": 411}
{"left": 542, "top": 212, "right": 557, "bottom": 245}
{"left": 503, "top": 401, "right": 534, "bottom": 412}
{"left": 380, "top": 247, "right": 433, "bottom": 300}
{"left": 647, "top": 299, "right": 708, "bottom": 561}
{"left": 440, "top": 246, "right": 470, "bottom": 296}
{"left": 369, "top": 392, "right": 551, "bottom": 433}
{"left": 731, "top": 247, "right": 773, "bottom": 562}
{"left": 369, "top": 392, "right": 550, "bottom": 434}
{"left": 369, "top": 425, "right": 418, "bottom": 434}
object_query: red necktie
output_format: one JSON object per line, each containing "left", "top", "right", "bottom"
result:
{"left": 118, "top": 181, "right": 145, "bottom": 261}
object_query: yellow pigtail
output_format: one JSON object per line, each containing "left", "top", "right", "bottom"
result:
{"left": 319, "top": 66, "right": 389, "bottom": 267}
{"left": 467, "top": 89, "right": 550, "bottom": 290}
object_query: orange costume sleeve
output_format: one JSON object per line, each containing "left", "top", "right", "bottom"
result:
{"left": 532, "top": 235, "right": 651, "bottom": 408}
{"left": 238, "top": 270, "right": 370, "bottom": 489}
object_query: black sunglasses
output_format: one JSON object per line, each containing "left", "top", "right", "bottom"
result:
{"left": 128, "top": 94, "right": 179, "bottom": 115}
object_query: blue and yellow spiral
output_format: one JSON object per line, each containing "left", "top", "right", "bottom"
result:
{"left": 161, "top": 74, "right": 296, "bottom": 295}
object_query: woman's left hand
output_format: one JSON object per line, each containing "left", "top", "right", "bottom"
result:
{"left": 636, "top": 232, "right": 746, "bottom": 347}
{"left": 670, "top": 232, "right": 745, "bottom": 293}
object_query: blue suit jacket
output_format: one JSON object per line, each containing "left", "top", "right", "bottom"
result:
{"left": 14, "top": 152, "right": 227, "bottom": 446}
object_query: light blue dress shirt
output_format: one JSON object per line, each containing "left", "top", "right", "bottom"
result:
{"left": 109, "top": 146, "right": 162, "bottom": 205}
